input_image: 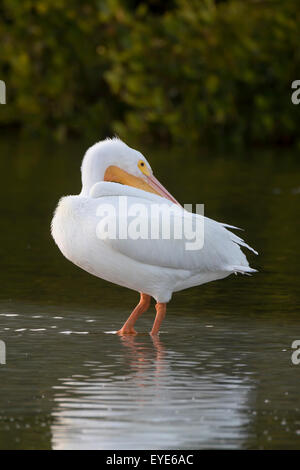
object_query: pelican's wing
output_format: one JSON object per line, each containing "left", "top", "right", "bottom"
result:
{"left": 94, "top": 182, "right": 257, "bottom": 274}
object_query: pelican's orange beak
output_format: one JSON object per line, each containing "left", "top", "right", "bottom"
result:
{"left": 143, "top": 173, "right": 181, "bottom": 206}
{"left": 104, "top": 166, "right": 181, "bottom": 206}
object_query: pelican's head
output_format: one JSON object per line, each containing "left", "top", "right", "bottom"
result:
{"left": 80, "top": 138, "right": 179, "bottom": 204}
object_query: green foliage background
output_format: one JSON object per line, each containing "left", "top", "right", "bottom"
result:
{"left": 0, "top": 0, "right": 299, "bottom": 145}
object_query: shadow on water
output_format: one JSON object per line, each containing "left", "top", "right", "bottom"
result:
{"left": 0, "top": 137, "right": 300, "bottom": 449}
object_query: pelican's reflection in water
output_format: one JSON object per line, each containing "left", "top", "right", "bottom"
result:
{"left": 51, "top": 333, "right": 254, "bottom": 450}
{"left": 118, "top": 334, "right": 167, "bottom": 387}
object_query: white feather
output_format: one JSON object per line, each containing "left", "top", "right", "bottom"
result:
{"left": 51, "top": 138, "right": 257, "bottom": 303}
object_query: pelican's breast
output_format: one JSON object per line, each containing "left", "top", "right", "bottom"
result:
{"left": 50, "top": 194, "right": 187, "bottom": 303}
{"left": 51, "top": 196, "right": 96, "bottom": 269}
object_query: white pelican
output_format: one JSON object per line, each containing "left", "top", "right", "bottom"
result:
{"left": 51, "top": 138, "right": 257, "bottom": 335}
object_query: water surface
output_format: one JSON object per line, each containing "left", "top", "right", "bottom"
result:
{"left": 0, "top": 138, "right": 299, "bottom": 449}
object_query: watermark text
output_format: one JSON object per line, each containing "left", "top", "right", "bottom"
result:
{"left": 0, "top": 340, "right": 6, "bottom": 365}
{"left": 291, "top": 340, "right": 300, "bottom": 365}
{"left": 95, "top": 197, "right": 205, "bottom": 251}
{"left": 0, "top": 80, "right": 6, "bottom": 104}
{"left": 291, "top": 80, "right": 300, "bottom": 105}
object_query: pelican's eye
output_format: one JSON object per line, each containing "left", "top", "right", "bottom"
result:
{"left": 138, "top": 160, "right": 150, "bottom": 176}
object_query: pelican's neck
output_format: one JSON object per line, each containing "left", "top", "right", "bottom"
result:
{"left": 78, "top": 138, "right": 145, "bottom": 196}
{"left": 80, "top": 156, "right": 107, "bottom": 197}
{"left": 80, "top": 185, "right": 94, "bottom": 197}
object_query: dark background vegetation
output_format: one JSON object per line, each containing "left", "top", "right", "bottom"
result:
{"left": 0, "top": 0, "right": 299, "bottom": 145}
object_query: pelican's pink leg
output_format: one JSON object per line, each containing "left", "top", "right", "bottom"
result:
{"left": 150, "top": 302, "right": 166, "bottom": 336}
{"left": 117, "top": 293, "right": 151, "bottom": 335}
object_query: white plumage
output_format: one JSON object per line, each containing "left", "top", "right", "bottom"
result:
{"left": 51, "top": 138, "right": 257, "bottom": 334}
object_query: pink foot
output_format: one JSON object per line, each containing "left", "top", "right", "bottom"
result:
{"left": 117, "top": 327, "right": 137, "bottom": 335}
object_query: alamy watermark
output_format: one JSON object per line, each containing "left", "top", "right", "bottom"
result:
{"left": 0, "top": 340, "right": 6, "bottom": 365}
{"left": 291, "top": 340, "right": 300, "bottom": 365}
{"left": 95, "top": 197, "right": 205, "bottom": 251}
{"left": 0, "top": 80, "right": 6, "bottom": 104}
{"left": 291, "top": 80, "right": 300, "bottom": 105}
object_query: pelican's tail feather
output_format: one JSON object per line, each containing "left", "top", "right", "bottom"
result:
{"left": 222, "top": 223, "right": 243, "bottom": 231}
{"left": 225, "top": 227, "right": 258, "bottom": 256}
{"left": 226, "top": 265, "right": 258, "bottom": 276}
